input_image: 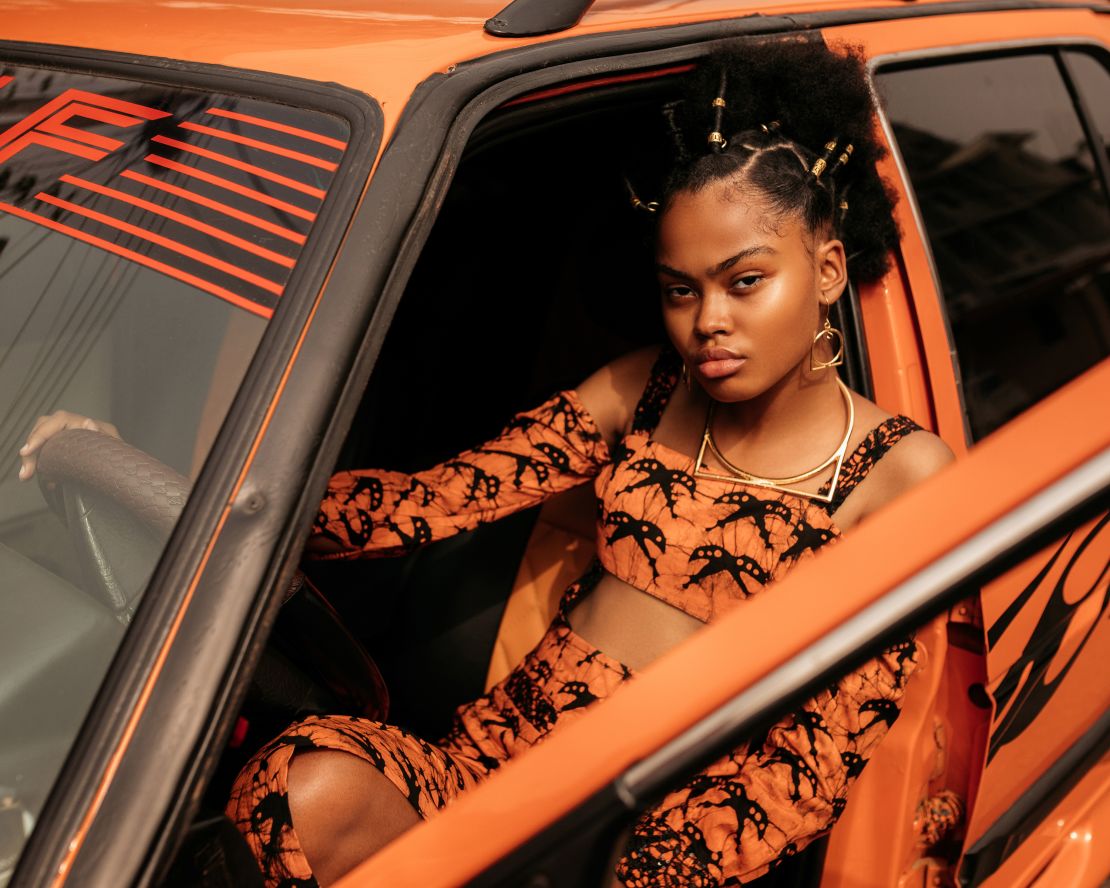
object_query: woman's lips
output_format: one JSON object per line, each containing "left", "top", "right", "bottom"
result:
{"left": 695, "top": 348, "right": 747, "bottom": 379}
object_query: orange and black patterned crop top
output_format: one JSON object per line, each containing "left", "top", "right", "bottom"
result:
{"left": 312, "top": 349, "right": 922, "bottom": 623}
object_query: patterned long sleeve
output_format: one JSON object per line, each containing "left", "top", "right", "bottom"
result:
{"left": 616, "top": 634, "right": 922, "bottom": 886}
{"left": 310, "top": 390, "right": 609, "bottom": 560}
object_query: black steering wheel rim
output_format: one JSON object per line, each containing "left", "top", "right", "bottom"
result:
{"left": 36, "top": 428, "right": 189, "bottom": 620}
{"left": 34, "top": 427, "right": 389, "bottom": 720}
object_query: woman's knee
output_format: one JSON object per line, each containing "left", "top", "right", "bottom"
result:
{"left": 288, "top": 749, "right": 419, "bottom": 886}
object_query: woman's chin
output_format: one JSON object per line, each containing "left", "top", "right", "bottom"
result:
{"left": 695, "top": 373, "right": 766, "bottom": 403}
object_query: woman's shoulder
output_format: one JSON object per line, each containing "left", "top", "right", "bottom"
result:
{"left": 574, "top": 345, "right": 667, "bottom": 445}
{"left": 844, "top": 392, "right": 955, "bottom": 520}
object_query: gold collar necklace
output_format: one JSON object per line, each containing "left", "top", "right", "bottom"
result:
{"left": 692, "top": 378, "right": 855, "bottom": 503}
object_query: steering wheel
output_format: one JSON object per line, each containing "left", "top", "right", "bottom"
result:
{"left": 35, "top": 428, "right": 388, "bottom": 720}
{"left": 36, "top": 428, "right": 186, "bottom": 620}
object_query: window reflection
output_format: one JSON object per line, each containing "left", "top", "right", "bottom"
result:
{"left": 880, "top": 53, "right": 1110, "bottom": 440}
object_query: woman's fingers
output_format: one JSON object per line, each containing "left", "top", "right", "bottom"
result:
{"left": 18, "top": 411, "right": 120, "bottom": 480}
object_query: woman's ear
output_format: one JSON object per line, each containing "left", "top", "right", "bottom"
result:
{"left": 816, "top": 238, "right": 848, "bottom": 305}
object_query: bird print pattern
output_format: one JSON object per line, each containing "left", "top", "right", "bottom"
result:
{"left": 229, "top": 348, "right": 925, "bottom": 887}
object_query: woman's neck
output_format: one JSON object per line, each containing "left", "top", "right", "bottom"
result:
{"left": 703, "top": 366, "right": 847, "bottom": 477}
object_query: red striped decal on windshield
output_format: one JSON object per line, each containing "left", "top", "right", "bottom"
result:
{"left": 178, "top": 121, "right": 338, "bottom": 171}
{"left": 0, "top": 88, "right": 168, "bottom": 147}
{"left": 142, "top": 154, "right": 318, "bottom": 221}
{"left": 36, "top": 192, "right": 285, "bottom": 295}
{"left": 120, "top": 170, "right": 306, "bottom": 244}
{"left": 0, "top": 199, "right": 272, "bottom": 318}
{"left": 61, "top": 174, "right": 296, "bottom": 268}
{"left": 37, "top": 102, "right": 146, "bottom": 152}
{"left": 151, "top": 135, "right": 326, "bottom": 198}
{"left": 0, "top": 130, "right": 106, "bottom": 163}
{"left": 206, "top": 107, "right": 348, "bottom": 150}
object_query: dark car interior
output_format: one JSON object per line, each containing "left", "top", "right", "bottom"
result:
{"left": 167, "top": 67, "right": 868, "bottom": 888}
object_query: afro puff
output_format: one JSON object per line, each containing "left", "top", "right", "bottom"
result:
{"left": 662, "top": 35, "right": 900, "bottom": 285}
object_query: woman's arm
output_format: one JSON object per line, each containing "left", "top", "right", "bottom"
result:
{"left": 308, "top": 390, "right": 611, "bottom": 560}
{"left": 309, "top": 346, "right": 664, "bottom": 561}
{"left": 615, "top": 636, "right": 922, "bottom": 885}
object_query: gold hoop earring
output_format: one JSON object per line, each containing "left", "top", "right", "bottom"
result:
{"left": 810, "top": 312, "right": 845, "bottom": 371}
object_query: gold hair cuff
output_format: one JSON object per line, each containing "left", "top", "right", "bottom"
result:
{"left": 830, "top": 143, "right": 854, "bottom": 176}
{"left": 624, "top": 177, "right": 659, "bottom": 213}
{"left": 810, "top": 138, "right": 838, "bottom": 179}
{"left": 712, "top": 97, "right": 727, "bottom": 108}
{"left": 708, "top": 131, "right": 728, "bottom": 149}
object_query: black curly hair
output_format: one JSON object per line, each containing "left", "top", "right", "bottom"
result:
{"left": 660, "top": 36, "right": 899, "bottom": 284}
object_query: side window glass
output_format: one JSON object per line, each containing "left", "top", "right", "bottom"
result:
{"left": 1065, "top": 49, "right": 1110, "bottom": 156}
{"left": 877, "top": 52, "right": 1110, "bottom": 440}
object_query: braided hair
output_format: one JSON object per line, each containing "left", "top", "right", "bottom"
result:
{"left": 660, "top": 36, "right": 899, "bottom": 284}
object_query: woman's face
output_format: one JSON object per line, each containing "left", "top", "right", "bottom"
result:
{"left": 656, "top": 180, "right": 847, "bottom": 403}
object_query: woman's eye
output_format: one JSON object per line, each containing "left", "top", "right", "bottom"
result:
{"left": 664, "top": 285, "right": 696, "bottom": 301}
{"left": 731, "top": 274, "right": 763, "bottom": 290}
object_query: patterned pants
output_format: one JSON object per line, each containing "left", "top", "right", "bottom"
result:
{"left": 228, "top": 611, "right": 916, "bottom": 887}
{"left": 227, "top": 612, "right": 634, "bottom": 887}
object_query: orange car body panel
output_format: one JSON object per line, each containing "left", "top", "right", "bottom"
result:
{"left": 3, "top": 2, "right": 1108, "bottom": 885}
{"left": 993, "top": 748, "right": 1110, "bottom": 888}
{"left": 828, "top": 11, "right": 1110, "bottom": 885}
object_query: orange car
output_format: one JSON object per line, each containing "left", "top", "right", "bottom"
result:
{"left": 0, "top": 2, "right": 1107, "bottom": 887}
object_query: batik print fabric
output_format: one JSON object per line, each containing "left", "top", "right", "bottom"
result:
{"left": 229, "top": 348, "right": 926, "bottom": 887}
{"left": 312, "top": 390, "right": 610, "bottom": 559}
{"left": 227, "top": 576, "right": 631, "bottom": 888}
{"left": 616, "top": 636, "right": 920, "bottom": 885}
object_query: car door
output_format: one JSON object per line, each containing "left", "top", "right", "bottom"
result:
{"left": 870, "top": 32, "right": 1110, "bottom": 888}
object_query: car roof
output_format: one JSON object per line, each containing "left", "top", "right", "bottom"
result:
{"left": 5, "top": 0, "right": 968, "bottom": 113}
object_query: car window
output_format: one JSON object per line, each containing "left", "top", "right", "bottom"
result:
{"left": 0, "top": 62, "right": 348, "bottom": 885}
{"left": 1065, "top": 49, "right": 1110, "bottom": 155}
{"left": 877, "top": 51, "right": 1110, "bottom": 441}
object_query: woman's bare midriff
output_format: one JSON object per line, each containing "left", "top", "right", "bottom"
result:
{"left": 566, "top": 570, "right": 705, "bottom": 671}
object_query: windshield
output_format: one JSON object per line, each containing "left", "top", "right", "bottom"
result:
{"left": 0, "top": 62, "right": 348, "bottom": 884}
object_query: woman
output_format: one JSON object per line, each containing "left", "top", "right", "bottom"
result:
{"left": 21, "top": 37, "right": 953, "bottom": 888}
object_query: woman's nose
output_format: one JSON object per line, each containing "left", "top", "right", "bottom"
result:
{"left": 694, "top": 288, "right": 733, "bottom": 337}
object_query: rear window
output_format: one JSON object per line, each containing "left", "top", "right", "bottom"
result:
{"left": 877, "top": 50, "right": 1110, "bottom": 441}
{"left": 0, "top": 62, "right": 350, "bottom": 884}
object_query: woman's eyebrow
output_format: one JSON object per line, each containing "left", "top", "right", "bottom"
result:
{"left": 656, "top": 245, "right": 776, "bottom": 281}
{"left": 710, "top": 245, "right": 776, "bottom": 275}
{"left": 656, "top": 262, "right": 693, "bottom": 280}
